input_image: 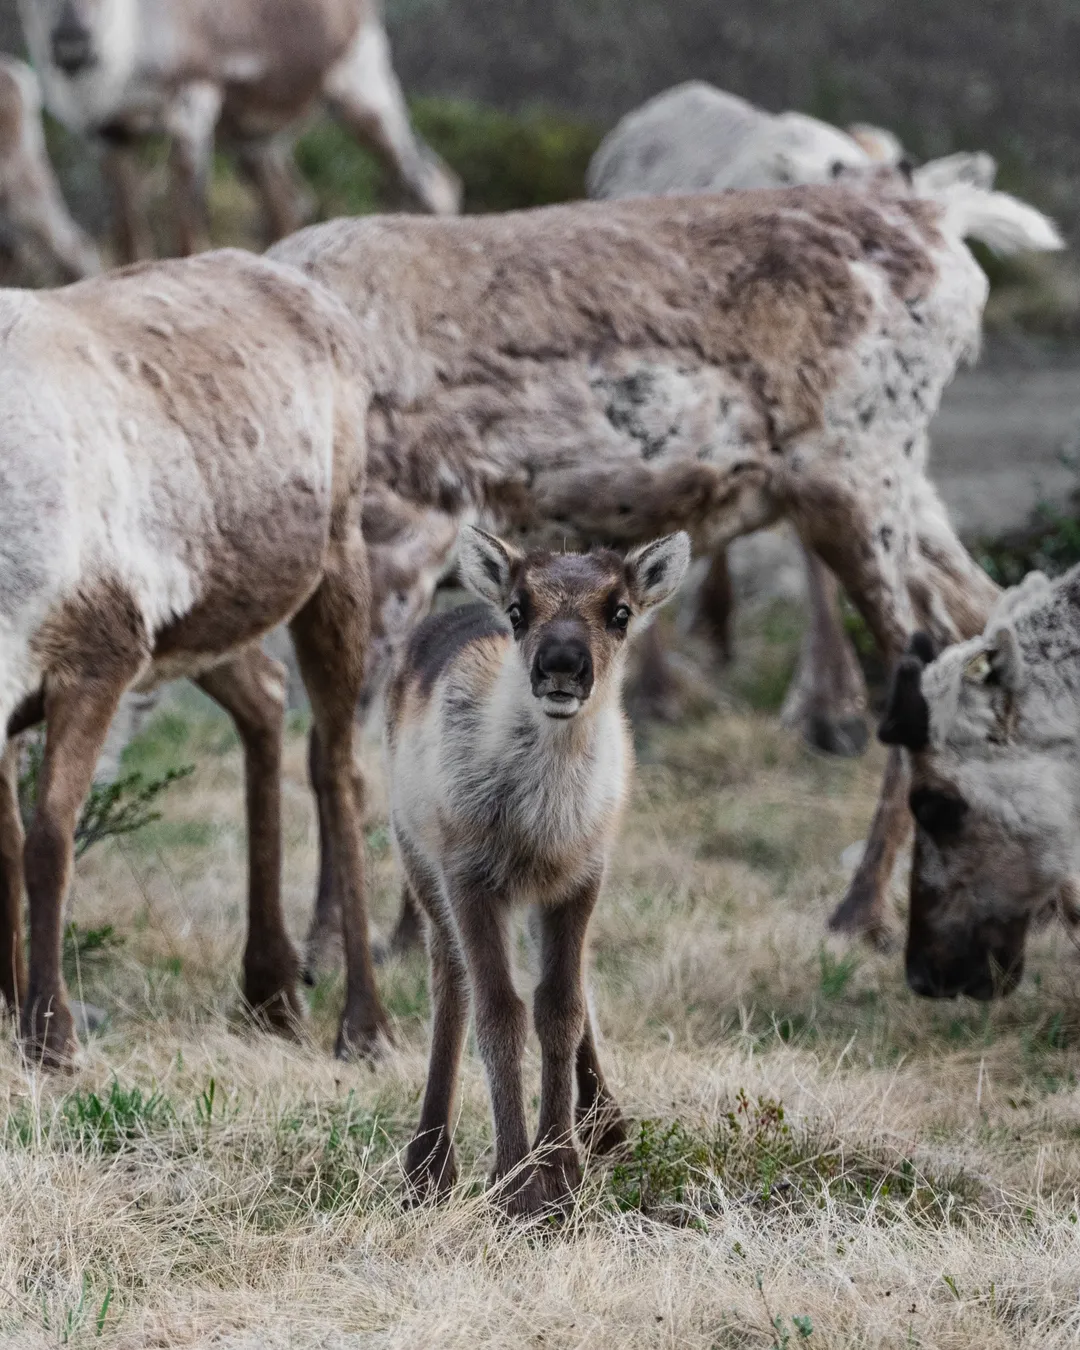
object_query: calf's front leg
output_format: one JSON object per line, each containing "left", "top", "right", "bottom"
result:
{"left": 453, "top": 892, "right": 533, "bottom": 1211}
{"left": 529, "top": 880, "right": 611, "bottom": 1207}
{"left": 404, "top": 902, "right": 469, "bottom": 1203}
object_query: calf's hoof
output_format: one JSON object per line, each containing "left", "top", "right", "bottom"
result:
{"left": 404, "top": 1132, "right": 457, "bottom": 1206}
{"left": 577, "top": 1103, "right": 630, "bottom": 1158}
{"left": 495, "top": 1147, "right": 583, "bottom": 1219}
{"left": 20, "top": 998, "right": 78, "bottom": 1072}
{"left": 805, "top": 713, "right": 869, "bottom": 759}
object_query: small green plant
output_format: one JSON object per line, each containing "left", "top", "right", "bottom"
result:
{"left": 41, "top": 1272, "right": 115, "bottom": 1344}
{"left": 17, "top": 733, "right": 194, "bottom": 859}
{"left": 61, "top": 1079, "right": 174, "bottom": 1153}
{"left": 818, "top": 947, "right": 859, "bottom": 1000}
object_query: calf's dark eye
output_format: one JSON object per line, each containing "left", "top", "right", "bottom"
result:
{"left": 611, "top": 605, "right": 630, "bottom": 632}
{"left": 507, "top": 603, "right": 523, "bottom": 632}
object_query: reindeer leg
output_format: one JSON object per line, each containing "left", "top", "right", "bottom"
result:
{"left": 22, "top": 663, "right": 141, "bottom": 1069}
{"left": 575, "top": 1004, "right": 627, "bottom": 1156}
{"left": 165, "top": 83, "right": 222, "bottom": 256}
{"left": 322, "top": 13, "right": 461, "bottom": 215}
{"left": 290, "top": 532, "right": 391, "bottom": 1059}
{"left": 781, "top": 541, "right": 869, "bottom": 758}
{"left": 374, "top": 881, "right": 426, "bottom": 964}
{"left": 453, "top": 886, "right": 531, "bottom": 1211}
{"left": 0, "top": 739, "right": 26, "bottom": 1015}
{"left": 236, "top": 137, "right": 314, "bottom": 246}
{"left": 689, "top": 543, "right": 734, "bottom": 664}
{"left": 100, "top": 139, "right": 153, "bottom": 264}
{"left": 196, "top": 647, "right": 303, "bottom": 1034}
{"left": 303, "top": 726, "right": 344, "bottom": 982}
{"left": 527, "top": 881, "right": 608, "bottom": 1212}
{"left": 404, "top": 881, "right": 468, "bottom": 1203}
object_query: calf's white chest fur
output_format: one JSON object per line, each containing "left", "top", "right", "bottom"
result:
{"left": 389, "top": 645, "right": 629, "bottom": 908}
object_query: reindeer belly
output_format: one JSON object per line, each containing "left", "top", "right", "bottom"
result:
{"left": 146, "top": 470, "right": 332, "bottom": 682}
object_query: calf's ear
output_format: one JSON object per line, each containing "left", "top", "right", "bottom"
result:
{"left": 625, "top": 532, "right": 692, "bottom": 612}
{"left": 878, "top": 632, "right": 934, "bottom": 749}
{"left": 457, "top": 525, "right": 522, "bottom": 606}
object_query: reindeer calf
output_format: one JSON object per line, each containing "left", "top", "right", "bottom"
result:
{"left": 387, "top": 527, "right": 690, "bottom": 1215}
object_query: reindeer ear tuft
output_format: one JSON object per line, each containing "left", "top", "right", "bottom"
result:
{"left": 625, "top": 532, "right": 692, "bottom": 611}
{"left": 457, "top": 526, "right": 521, "bottom": 606}
{"left": 878, "top": 641, "right": 932, "bottom": 749}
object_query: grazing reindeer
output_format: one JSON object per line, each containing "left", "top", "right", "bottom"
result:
{"left": 391, "top": 528, "right": 689, "bottom": 1214}
{"left": 0, "top": 54, "right": 99, "bottom": 283}
{"left": 0, "top": 248, "right": 388, "bottom": 1067}
{"left": 19, "top": 0, "right": 461, "bottom": 262}
{"left": 587, "top": 80, "right": 1054, "bottom": 757}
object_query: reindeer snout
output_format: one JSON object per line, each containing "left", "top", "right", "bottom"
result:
{"left": 51, "top": 8, "right": 96, "bottom": 75}
{"left": 532, "top": 634, "right": 593, "bottom": 706}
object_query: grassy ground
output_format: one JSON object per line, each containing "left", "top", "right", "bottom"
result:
{"left": 3, "top": 607, "right": 1080, "bottom": 1348}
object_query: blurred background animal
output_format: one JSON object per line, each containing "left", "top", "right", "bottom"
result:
{"left": 0, "top": 51, "right": 96, "bottom": 281}
{"left": 17, "top": 0, "right": 461, "bottom": 261}
{"left": 587, "top": 80, "right": 1058, "bottom": 759}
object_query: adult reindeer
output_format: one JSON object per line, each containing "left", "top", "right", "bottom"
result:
{"left": 587, "top": 80, "right": 1037, "bottom": 758}
{"left": 18, "top": 0, "right": 461, "bottom": 262}
{"left": 270, "top": 179, "right": 1058, "bottom": 961}
{"left": 0, "top": 248, "right": 388, "bottom": 1067}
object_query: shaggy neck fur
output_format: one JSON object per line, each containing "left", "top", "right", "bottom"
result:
{"left": 459, "top": 640, "right": 628, "bottom": 855}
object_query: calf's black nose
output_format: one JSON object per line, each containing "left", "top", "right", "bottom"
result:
{"left": 532, "top": 636, "right": 593, "bottom": 696}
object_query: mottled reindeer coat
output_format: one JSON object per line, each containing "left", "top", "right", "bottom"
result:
{"left": 271, "top": 186, "right": 1001, "bottom": 683}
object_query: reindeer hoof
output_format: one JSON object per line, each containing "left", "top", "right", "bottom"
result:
{"left": 805, "top": 713, "right": 869, "bottom": 759}
{"left": 243, "top": 951, "right": 305, "bottom": 1039}
{"left": 404, "top": 1134, "right": 457, "bottom": 1205}
{"left": 827, "top": 889, "right": 895, "bottom": 952}
{"left": 494, "top": 1148, "right": 583, "bottom": 1219}
{"left": 334, "top": 1012, "right": 393, "bottom": 1062}
{"left": 302, "top": 923, "right": 344, "bottom": 984}
{"left": 577, "top": 1105, "right": 630, "bottom": 1158}
{"left": 20, "top": 998, "right": 78, "bottom": 1072}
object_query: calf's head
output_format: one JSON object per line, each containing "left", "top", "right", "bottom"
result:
{"left": 881, "top": 590, "right": 1080, "bottom": 1000}
{"left": 457, "top": 526, "right": 691, "bottom": 721}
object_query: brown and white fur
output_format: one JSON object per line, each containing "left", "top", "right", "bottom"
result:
{"left": 270, "top": 180, "right": 1058, "bottom": 961}
{"left": 587, "top": 79, "right": 1049, "bottom": 759}
{"left": 390, "top": 528, "right": 688, "bottom": 1215}
{"left": 0, "top": 247, "right": 389, "bottom": 1068}
{"left": 18, "top": 0, "right": 461, "bottom": 263}
{"left": 0, "top": 54, "right": 99, "bottom": 283}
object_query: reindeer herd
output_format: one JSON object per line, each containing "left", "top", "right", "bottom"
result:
{"left": 0, "top": 1, "right": 1074, "bottom": 1218}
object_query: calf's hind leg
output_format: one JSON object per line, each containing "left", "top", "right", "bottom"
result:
{"left": 575, "top": 1011, "right": 627, "bottom": 1156}
{"left": 289, "top": 542, "right": 391, "bottom": 1059}
{"left": 196, "top": 647, "right": 303, "bottom": 1032}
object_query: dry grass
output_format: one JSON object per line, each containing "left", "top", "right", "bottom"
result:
{"left": 4, "top": 611, "right": 1080, "bottom": 1348}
